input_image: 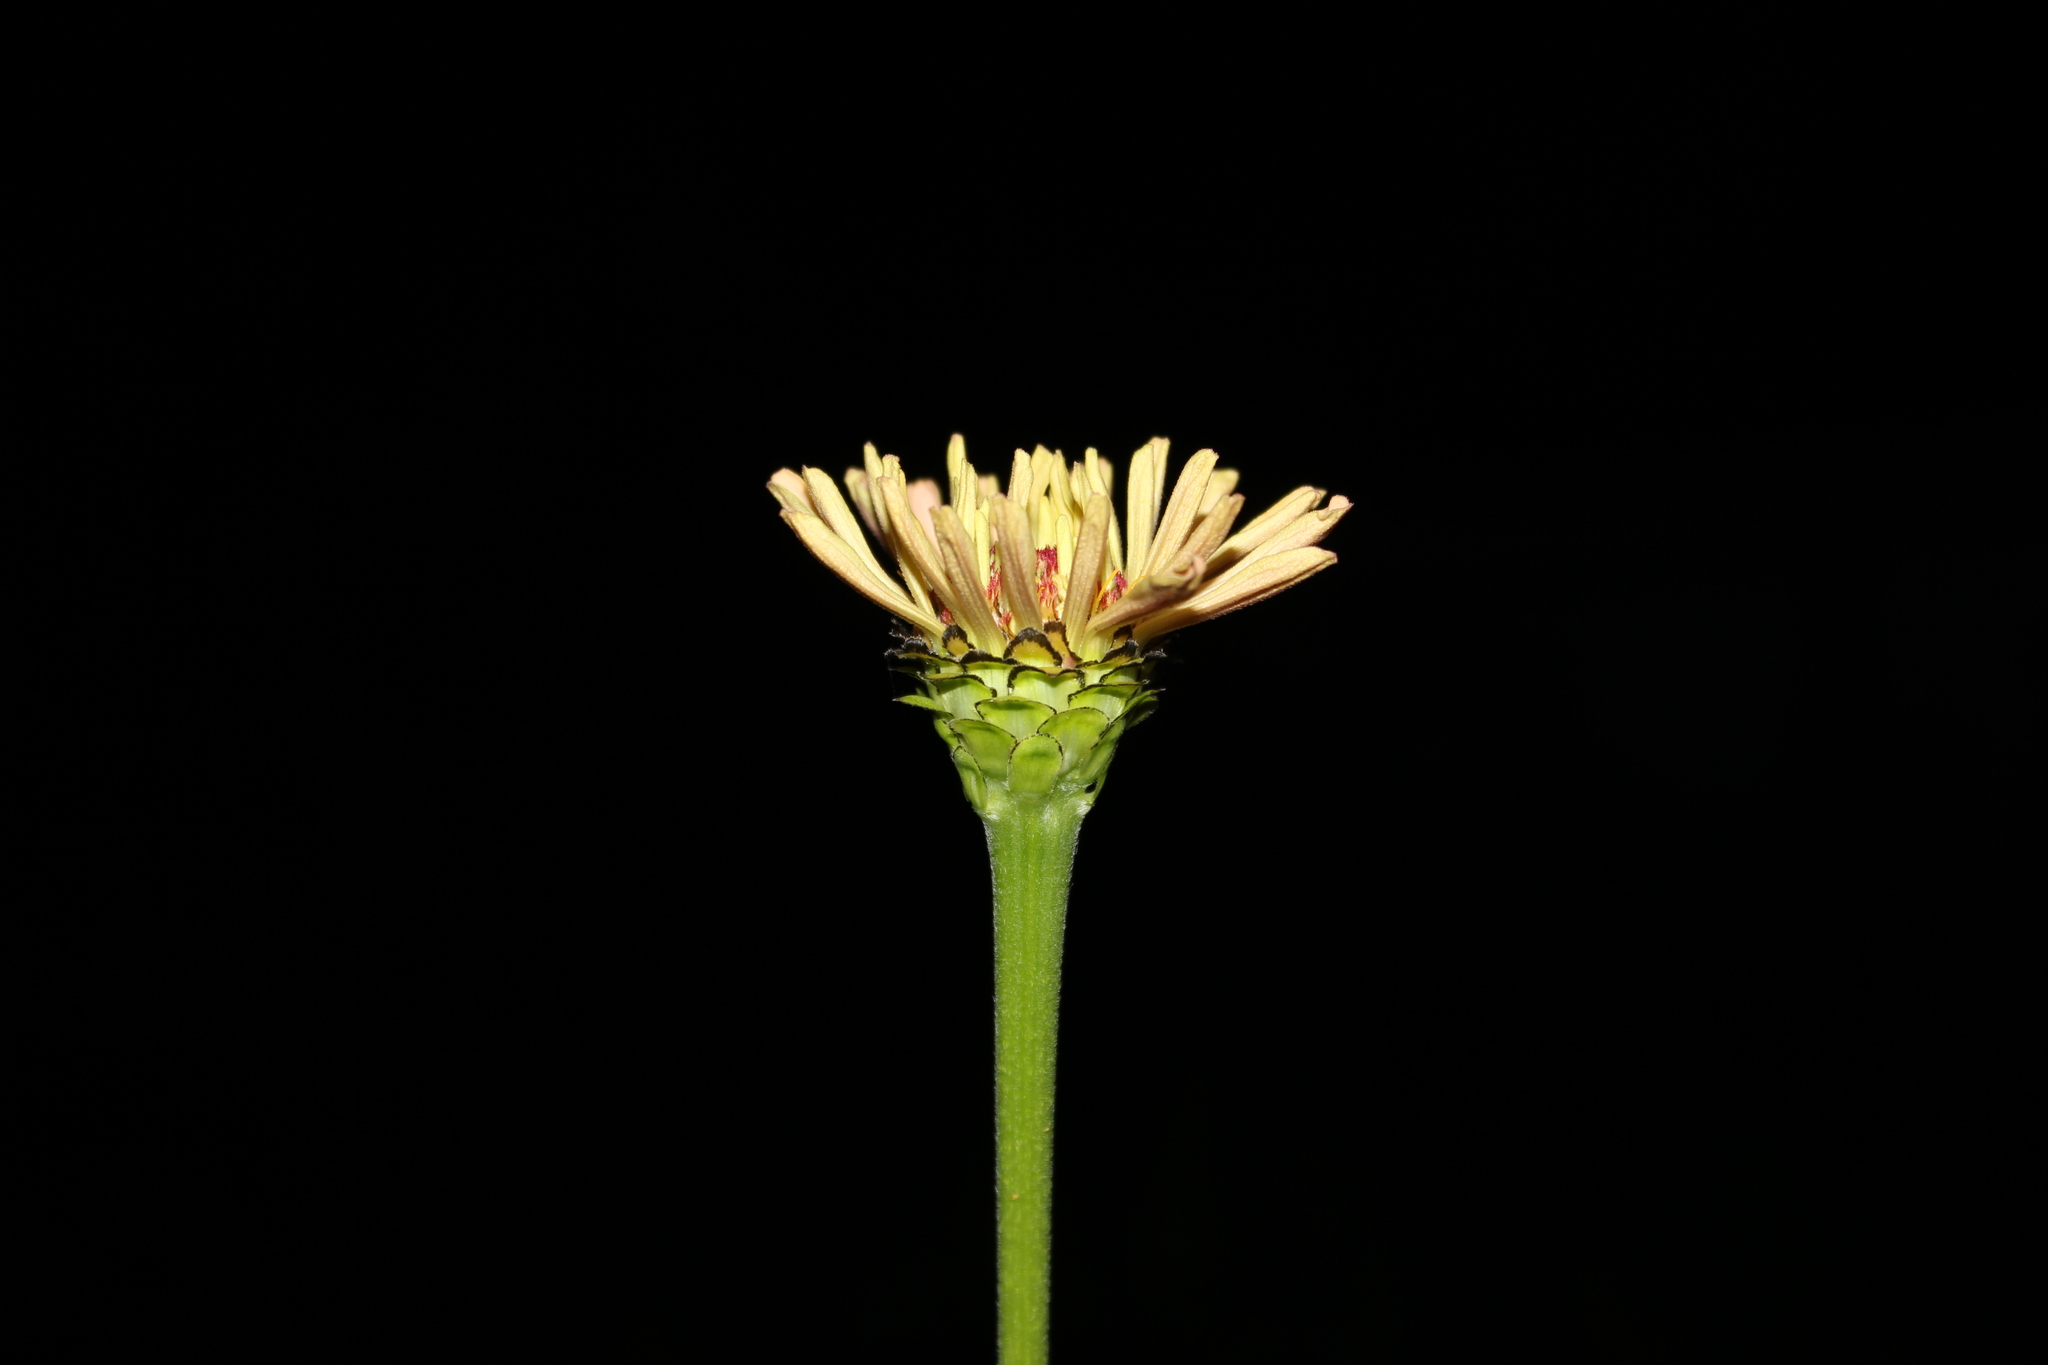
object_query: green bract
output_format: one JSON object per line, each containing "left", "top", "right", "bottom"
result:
{"left": 891, "top": 622, "right": 1159, "bottom": 813}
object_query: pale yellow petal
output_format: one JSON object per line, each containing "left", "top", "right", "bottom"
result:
{"left": 1148, "top": 439, "right": 1170, "bottom": 544}
{"left": 1089, "top": 452, "right": 1114, "bottom": 501}
{"left": 1028, "top": 447, "right": 1056, "bottom": 508}
{"left": 1133, "top": 546, "right": 1338, "bottom": 641}
{"left": 1086, "top": 547, "right": 1207, "bottom": 641}
{"left": 1046, "top": 447, "right": 1075, "bottom": 521}
{"left": 931, "top": 504, "right": 1007, "bottom": 653}
{"left": 972, "top": 499, "right": 992, "bottom": 595}
{"left": 1125, "top": 440, "right": 1159, "bottom": 575}
{"left": 1198, "top": 468, "right": 1239, "bottom": 514}
{"left": 906, "top": 477, "right": 942, "bottom": 545}
{"left": 1063, "top": 493, "right": 1113, "bottom": 646}
{"left": 1054, "top": 510, "right": 1075, "bottom": 616}
{"left": 1204, "top": 484, "right": 1323, "bottom": 574}
{"left": 877, "top": 472, "right": 960, "bottom": 623}
{"left": 1210, "top": 496, "right": 1352, "bottom": 582}
{"left": 780, "top": 506, "right": 939, "bottom": 634}
{"left": 862, "top": 445, "right": 893, "bottom": 535}
{"left": 990, "top": 494, "right": 1043, "bottom": 633}
{"left": 1140, "top": 448, "right": 1218, "bottom": 579}
{"left": 947, "top": 434, "right": 977, "bottom": 527}
{"left": 1007, "top": 448, "right": 1034, "bottom": 506}
{"left": 1182, "top": 492, "right": 1245, "bottom": 565}
{"left": 767, "top": 468, "right": 813, "bottom": 514}
{"left": 802, "top": 467, "right": 893, "bottom": 587}
{"left": 844, "top": 467, "right": 882, "bottom": 539}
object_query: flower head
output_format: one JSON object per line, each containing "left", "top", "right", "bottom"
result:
{"left": 767, "top": 435, "right": 1347, "bottom": 663}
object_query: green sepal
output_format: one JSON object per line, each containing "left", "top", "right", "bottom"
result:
{"left": 1068, "top": 682, "right": 1144, "bottom": 719}
{"left": 965, "top": 657, "right": 1015, "bottom": 692}
{"left": 1120, "top": 695, "right": 1160, "bottom": 729}
{"left": 1101, "top": 664, "right": 1148, "bottom": 686}
{"left": 949, "top": 718, "right": 1016, "bottom": 778}
{"left": 951, "top": 744, "right": 988, "bottom": 810}
{"left": 1036, "top": 706, "right": 1109, "bottom": 769}
{"left": 929, "top": 674, "right": 996, "bottom": 718}
{"left": 1068, "top": 715, "right": 1127, "bottom": 786}
{"left": 977, "top": 695, "right": 1058, "bottom": 740}
{"left": 895, "top": 693, "right": 949, "bottom": 714}
{"left": 1006, "top": 666, "right": 1080, "bottom": 708}
{"left": 1007, "top": 734, "right": 1063, "bottom": 795}
{"left": 887, "top": 649, "right": 960, "bottom": 674}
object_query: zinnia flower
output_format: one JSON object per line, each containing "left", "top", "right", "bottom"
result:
{"left": 768, "top": 435, "right": 1347, "bottom": 806}
{"left": 768, "top": 434, "right": 1349, "bottom": 1359}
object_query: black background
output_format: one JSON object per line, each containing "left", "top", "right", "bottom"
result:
{"left": 107, "top": 72, "right": 2038, "bottom": 1361}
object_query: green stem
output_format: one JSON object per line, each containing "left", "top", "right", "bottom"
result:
{"left": 984, "top": 788, "right": 1089, "bottom": 1365}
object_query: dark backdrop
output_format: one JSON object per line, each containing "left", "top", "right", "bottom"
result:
{"left": 139, "top": 101, "right": 2037, "bottom": 1362}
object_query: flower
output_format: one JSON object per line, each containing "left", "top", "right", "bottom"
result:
{"left": 768, "top": 437, "right": 1348, "bottom": 810}
{"left": 767, "top": 435, "right": 1347, "bottom": 662}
